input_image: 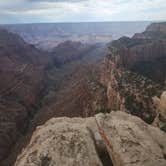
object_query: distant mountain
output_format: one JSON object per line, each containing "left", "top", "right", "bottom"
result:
{"left": 0, "top": 22, "right": 150, "bottom": 50}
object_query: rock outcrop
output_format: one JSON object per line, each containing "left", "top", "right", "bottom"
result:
{"left": 96, "top": 112, "right": 166, "bottom": 166}
{"left": 159, "top": 91, "right": 166, "bottom": 118}
{"left": 100, "top": 22, "right": 166, "bottom": 123}
{"left": 153, "top": 91, "right": 166, "bottom": 131}
{"left": 14, "top": 117, "right": 104, "bottom": 166}
{"left": 15, "top": 111, "right": 166, "bottom": 166}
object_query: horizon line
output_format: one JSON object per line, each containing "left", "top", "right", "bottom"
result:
{"left": 1, "top": 20, "right": 166, "bottom": 25}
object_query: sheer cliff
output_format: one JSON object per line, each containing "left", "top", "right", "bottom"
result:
{"left": 100, "top": 22, "right": 166, "bottom": 124}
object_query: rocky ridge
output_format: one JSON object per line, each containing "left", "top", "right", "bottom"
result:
{"left": 0, "top": 29, "right": 48, "bottom": 163}
{"left": 100, "top": 22, "right": 166, "bottom": 124}
{"left": 133, "top": 22, "right": 166, "bottom": 40}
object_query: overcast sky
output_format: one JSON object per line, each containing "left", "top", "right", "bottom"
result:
{"left": 0, "top": 0, "right": 166, "bottom": 24}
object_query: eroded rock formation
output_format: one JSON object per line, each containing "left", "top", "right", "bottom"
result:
{"left": 153, "top": 91, "right": 166, "bottom": 131}
{"left": 100, "top": 22, "right": 166, "bottom": 123}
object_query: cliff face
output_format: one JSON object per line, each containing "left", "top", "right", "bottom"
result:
{"left": 133, "top": 22, "right": 166, "bottom": 40}
{"left": 51, "top": 41, "right": 98, "bottom": 66}
{"left": 110, "top": 38, "right": 166, "bottom": 83}
{"left": 100, "top": 22, "right": 166, "bottom": 123}
{"left": 0, "top": 29, "right": 47, "bottom": 163}
{"left": 15, "top": 111, "right": 166, "bottom": 166}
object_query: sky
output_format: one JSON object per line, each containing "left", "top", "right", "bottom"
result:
{"left": 0, "top": 0, "right": 166, "bottom": 24}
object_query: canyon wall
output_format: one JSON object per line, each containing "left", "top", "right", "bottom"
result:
{"left": 0, "top": 29, "right": 48, "bottom": 163}
{"left": 100, "top": 22, "right": 166, "bottom": 124}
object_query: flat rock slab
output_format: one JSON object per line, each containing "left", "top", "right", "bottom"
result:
{"left": 14, "top": 117, "right": 102, "bottom": 166}
{"left": 95, "top": 111, "right": 166, "bottom": 166}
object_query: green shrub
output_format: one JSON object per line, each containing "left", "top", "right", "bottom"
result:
{"left": 96, "top": 107, "right": 110, "bottom": 114}
{"left": 160, "top": 124, "right": 166, "bottom": 132}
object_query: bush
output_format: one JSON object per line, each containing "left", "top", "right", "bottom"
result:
{"left": 96, "top": 107, "right": 110, "bottom": 114}
{"left": 160, "top": 124, "right": 166, "bottom": 132}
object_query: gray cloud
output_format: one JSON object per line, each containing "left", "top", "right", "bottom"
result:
{"left": 0, "top": 0, "right": 166, "bottom": 24}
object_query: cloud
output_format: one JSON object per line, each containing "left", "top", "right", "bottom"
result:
{"left": 0, "top": 0, "right": 166, "bottom": 24}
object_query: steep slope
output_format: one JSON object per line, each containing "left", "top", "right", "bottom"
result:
{"left": 1, "top": 39, "right": 107, "bottom": 166}
{"left": 51, "top": 41, "right": 98, "bottom": 65}
{"left": 15, "top": 111, "right": 166, "bottom": 166}
{"left": 0, "top": 29, "right": 48, "bottom": 164}
{"left": 100, "top": 22, "right": 166, "bottom": 124}
{"left": 31, "top": 41, "right": 107, "bottom": 126}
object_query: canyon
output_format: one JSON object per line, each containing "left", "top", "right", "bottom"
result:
{"left": 0, "top": 22, "right": 166, "bottom": 166}
{"left": 1, "top": 22, "right": 150, "bottom": 51}
{"left": 0, "top": 27, "right": 107, "bottom": 166}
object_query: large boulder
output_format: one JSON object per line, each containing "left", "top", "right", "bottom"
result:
{"left": 153, "top": 91, "right": 166, "bottom": 130}
{"left": 159, "top": 91, "right": 166, "bottom": 118}
{"left": 14, "top": 117, "right": 103, "bottom": 166}
{"left": 15, "top": 112, "right": 166, "bottom": 166}
{"left": 96, "top": 112, "right": 166, "bottom": 166}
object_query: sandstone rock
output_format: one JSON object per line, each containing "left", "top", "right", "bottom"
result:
{"left": 14, "top": 117, "right": 103, "bottom": 166}
{"left": 95, "top": 111, "right": 166, "bottom": 166}
{"left": 159, "top": 91, "right": 166, "bottom": 119}
{"left": 153, "top": 91, "right": 166, "bottom": 129}
{"left": 15, "top": 112, "right": 166, "bottom": 166}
